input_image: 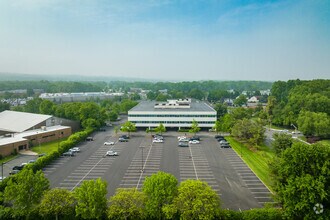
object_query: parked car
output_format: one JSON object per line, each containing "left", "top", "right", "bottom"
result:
{"left": 219, "top": 140, "right": 228, "bottom": 144}
{"left": 215, "top": 135, "right": 224, "bottom": 139}
{"left": 38, "top": 153, "right": 46, "bottom": 157}
{"left": 153, "top": 139, "right": 164, "bottom": 143}
{"left": 104, "top": 141, "right": 115, "bottom": 145}
{"left": 153, "top": 135, "right": 164, "bottom": 140}
{"left": 190, "top": 136, "right": 201, "bottom": 141}
{"left": 179, "top": 138, "right": 190, "bottom": 142}
{"left": 86, "top": 137, "right": 94, "bottom": 141}
{"left": 189, "top": 140, "right": 200, "bottom": 144}
{"left": 69, "top": 147, "right": 81, "bottom": 153}
{"left": 106, "top": 150, "right": 118, "bottom": 156}
{"left": 99, "top": 127, "right": 106, "bottom": 131}
{"left": 119, "top": 137, "right": 128, "bottom": 142}
{"left": 0, "top": 176, "right": 6, "bottom": 181}
{"left": 12, "top": 165, "right": 24, "bottom": 171}
{"left": 178, "top": 142, "right": 189, "bottom": 147}
{"left": 121, "top": 135, "right": 129, "bottom": 139}
{"left": 220, "top": 143, "right": 231, "bottom": 148}
{"left": 28, "top": 159, "right": 36, "bottom": 164}
{"left": 178, "top": 136, "right": 186, "bottom": 140}
{"left": 62, "top": 151, "right": 75, "bottom": 157}
{"left": 9, "top": 170, "right": 20, "bottom": 175}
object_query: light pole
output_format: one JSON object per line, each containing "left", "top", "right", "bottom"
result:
{"left": 140, "top": 146, "right": 145, "bottom": 172}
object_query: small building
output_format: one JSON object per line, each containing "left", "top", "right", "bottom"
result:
{"left": 0, "top": 110, "right": 71, "bottom": 156}
{"left": 128, "top": 99, "right": 216, "bottom": 129}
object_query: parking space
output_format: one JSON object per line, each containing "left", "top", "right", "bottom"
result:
{"left": 42, "top": 130, "right": 272, "bottom": 210}
{"left": 2, "top": 154, "right": 38, "bottom": 178}
{"left": 221, "top": 149, "right": 272, "bottom": 205}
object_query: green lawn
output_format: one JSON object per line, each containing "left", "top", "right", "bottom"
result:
{"left": 31, "top": 137, "right": 68, "bottom": 155}
{"left": 226, "top": 137, "right": 275, "bottom": 192}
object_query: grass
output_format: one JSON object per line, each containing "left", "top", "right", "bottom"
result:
{"left": 226, "top": 137, "right": 275, "bottom": 192}
{"left": 319, "top": 140, "right": 330, "bottom": 145}
{"left": 0, "top": 155, "right": 19, "bottom": 164}
{"left": 30, "top": 137, "right": 68, "bottom": 155}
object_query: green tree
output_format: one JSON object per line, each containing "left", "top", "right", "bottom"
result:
{"left": 121, "top": 121, "right": 136, "bottom": 136}
{"left": 270, "top": 142, "right": 330, "bottom": 219}
{"left": 108, "top": 188, "right": 147, "bottom": 220}
{"left": 155, "top": 93, "right": 169, "bottom": 101}
{"left": 154, "top": 123, "right": 166, "bottom": 135}
{"left": 108, "top": 110, "right": 118, "bottom": 121}
{"left": 234, "top": 94, "right": 247, "bottom": 107}
{"left": 81, "top": 118, "right": 101, "bottom": 129}
{"left": 142, "top": 171, "right": 178, "bottom": 219}
{"left": 0, "top": 101, "right": 10, "bottom": 112}
{"left": 39, "top": 188, "right": 76, "bottom": 220}
{"left": 39, "top": 99, "right": 56, "bottom": 115}
{"left": 189, "top": 88, "right": 205, "bottom": 100}
{"left": 163, "top": 179, "right": 221, "bottom": 220}
{"left": 231, "top": 119, "right": 265, "bottom": 146}
{"left": 24, "top": 97, "right": 43, "bottom": 113}
{"left": 189, "top": 120, "right": 201, "bottom": 135}
{"left": 297, "top": 111, "right": 330, "bottom": 137}
{"left": 272, "top": 132, "right": 293, "bottom": 155}
{"left": 214, "top": 103, "right": 228, "bottom": 119}
{"left": 74, "top": 178, "right": 108, "bottom": 220}
{"left": 4, "top": 169, "right": 50, "bottom": 218}
{"left": 219, "top": 114, "right": 235, "bottom": 132}
{"left": 213, "top": 120, "right": 221, "bottom": 134}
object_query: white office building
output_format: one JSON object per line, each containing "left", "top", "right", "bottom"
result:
{"left": 128, "top": 99, "right": 216, "bottom": 129}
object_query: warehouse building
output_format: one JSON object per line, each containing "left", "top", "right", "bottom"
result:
{"left": 128, "top": 99, "right": 216, "bottom": 129}
{"left": 0, "top": 111, "right": 71, "bottom": 156}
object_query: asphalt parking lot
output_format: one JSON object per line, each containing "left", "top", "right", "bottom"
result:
{"left": 41, "top": 129, "right": 273, "bottom": 210}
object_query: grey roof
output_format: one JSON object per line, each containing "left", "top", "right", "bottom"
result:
{"left": 129, "top": 101, "right": 216, "bottom": 113}
{"left": 0, "top": 110, "right": 52, "bottom": 133}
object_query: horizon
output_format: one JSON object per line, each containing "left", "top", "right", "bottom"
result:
{"left": 0, "top": 1, "right": 329, "bottom": 81}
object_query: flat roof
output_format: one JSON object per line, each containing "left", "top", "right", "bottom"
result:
{"left": 0, "top": 125, "right": 70, "bottom": 145}
{"left": 129, "top": 101, "right": 216, "bottom": 113}
{"left": 0, "top": 110, "right": 52, "bottom": 133}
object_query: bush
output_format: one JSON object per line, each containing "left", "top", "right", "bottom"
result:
{"left": 242, "top": 208, "right": 283, "bottom": 220}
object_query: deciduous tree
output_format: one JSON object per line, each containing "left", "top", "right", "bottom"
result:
{"left": 272, "top": 132, "right": 293, "bottom": 155}
{"left": 4, "top": 169, "right": 49, "bottom": 217}
{"left": 74, "top": 178, "right": 108, "bottom": 219}
{"left": 189, "top": 120, "right": 201, "bottom": 135}
{"left": 142, "top": 171, "right": 178, "bottom": 219}
{"left": 108, "top": 188, "right": 146, "bottom": 220}
{"left": 39, "top": 188, "right": 76, "bottom": 220}
{"left": 154, "top": 123, "right": 166, "bottom": 135}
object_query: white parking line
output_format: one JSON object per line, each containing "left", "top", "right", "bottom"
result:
{"left": 188, "top": 145, "right": 198, "bottom": 180}
{"left": 136, "top": 144, "right": 154, "bottom": 188}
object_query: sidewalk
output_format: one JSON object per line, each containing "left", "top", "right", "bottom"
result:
{"left": 19, "top": 150, "right": 38, "bottom": 156}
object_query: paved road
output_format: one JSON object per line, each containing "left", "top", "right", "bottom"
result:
{"left": 43, "top": 130, "right": 272, "bottom": 210}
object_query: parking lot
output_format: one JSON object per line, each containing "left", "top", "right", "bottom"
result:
{"left": 40, "top": 129, "right": 272, "bottom": 210}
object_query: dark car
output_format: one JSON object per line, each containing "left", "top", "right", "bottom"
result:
{"left": 119, "top": 137, "right": 128, "bottom": 142}
{"left": 121, "top": 135, "right": 129, "bottom": 139}
{"left": 220, "top": 143, "right": 231, "bottom": 148}
{"left": 9, "top": 170, "right": 20, "bottom": 175}
{"left": 99, "top": 127, "right": 106, "bottom": 131}
{"left": 215, "top": 135, "right": 224, "bottom": 139}
{"left": 190, "top": 136, "right": 201, "bottom": 141}
{"left": 86, "top": 137, "right": 94, "bottom": 141}
{"left": 62, "top": 151, "right": 75, "bottom": 157}
{"left": 12, "top": 165, "right": 24, "bottom": 171}
{"left": 178, "top": 142, "right": 189, "bottom": 147}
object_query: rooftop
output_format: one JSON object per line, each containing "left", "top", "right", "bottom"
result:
{"left": 129, "top": 100, "right": 216, "bottom": 113}
{"left": 0, "top": 110, "right": 52, "bottom": 133}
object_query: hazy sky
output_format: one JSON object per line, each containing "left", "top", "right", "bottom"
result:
{"left": 0, "top": 0, "right": 329, "bottom": 81}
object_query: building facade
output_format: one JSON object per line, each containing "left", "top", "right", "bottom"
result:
{"left": 128, "top": 99, "right": 216, "bottom": 129}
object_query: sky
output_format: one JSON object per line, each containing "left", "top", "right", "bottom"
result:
{"left": 0, "top": 0, "right": 329, "bottom": 81}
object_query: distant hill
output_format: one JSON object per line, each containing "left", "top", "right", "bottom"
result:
{"left": 0, "top": 72, "right": 153, "bottom": 82}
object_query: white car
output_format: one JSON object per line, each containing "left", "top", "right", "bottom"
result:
{"left": 153, "top": 139, "right": 164, "bottom": 143}
{"left": 106, "top": 150, "right": 118, "bottom": 156}
{"left": 189, "top": 140, "right": 200, "bottom": 144}
{"left": 70, "top": 147, "right": 81, "bottom": 152}
{"left": 104, "top": 141, "right": 115, "bottom": 145}
{"left": 178, "top": 136, "right": 186, "bottom": 140}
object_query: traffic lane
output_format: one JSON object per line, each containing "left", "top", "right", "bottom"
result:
{"left": 47, "top": 129, "right": 116, "bottom": 188}
{"left": 160, "top": 135, "right": 180, "bottom": 179}
{"left": 202, "top": 137, "right": 260, "bottom": 210}
{"left": 104, "top": 134, "right": 146, "bottom": 196}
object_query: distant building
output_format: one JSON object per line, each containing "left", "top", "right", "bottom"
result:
{"left": 247, "top": 96, "right": 259, "bottom": 103}
{"left": 128, "top": 99, "right": 216, "bottom": 129}
{"left": 39, "top": 92, "right": 124, "bottom": 103}
{"left": 0, "top": 111, "right": 71, "bottom": 156}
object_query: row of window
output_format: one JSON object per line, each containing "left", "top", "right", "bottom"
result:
{"left": 130, "top": 121, "right": 215, "bottom": 124}
{"left": 129, "top": 114, "right": 216, "bottom": 118}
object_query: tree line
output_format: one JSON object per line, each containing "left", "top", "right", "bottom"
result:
{"left": 267, "top": 79, "right": 330, "bottom": 138}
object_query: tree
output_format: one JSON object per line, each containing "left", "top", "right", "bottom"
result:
{"left": 213, "top": 120, "right": 221, "bottom": 134}
{"left": 74, "top": 178, "right": 108, "bottom": 219}
{"left": 108, "top": 110, "right": 118, "bottom": 121}
{"left": 270, "top": 142, "right": 330, "bottom": 219}
{"left": 39, "top": 99, "right": 56, "bottom": 115}
{"left": 219, "top": 114, "right": 235, "bottom": 132}
{"left": 297, "top": 111, "right": 330, "bottom": 137}
{"left": 108, "top": 188, "right": 147, "bottom": 220}
{"left": 231, "top": 119, "right": 265, "bottom": 146}
{"left": 24, "top": 97, "right": 43, "bottom": 113}
{"left": 121, "top": 121, "right": 136, "bottom": 137}
{"left": 214, "top": 103, "right": 227, "bottom": 119}
{"left": 142, "top": 171, "right": 178, "bottom": 219}
{"left": 234, "top": 94, "right": 247, "bottom": 107}
{"left": 189, "top": 88, "right": 205, "bottom": 100}
{"left": 189, "top": 120, "right": 201, "bottom": 135}
{"left": 4, "top": 169, "right": 50, "bottom": 217}
{"left": 154, "top": 123, "right": 166, "bottom": 135}
{"left": 272, "top": 133, "right": 293, "bottom": 155}
{"left": 39, "top": 188, "right": 76, "bottom": 220}
{"left": 81, "top": 118, "right": 101, "bottom": 129}
{"left": 163, "top": 180, "right": 221, "bottom": 219}
{"left": 0, "top": 101, "right": 10, "bottom": 112}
